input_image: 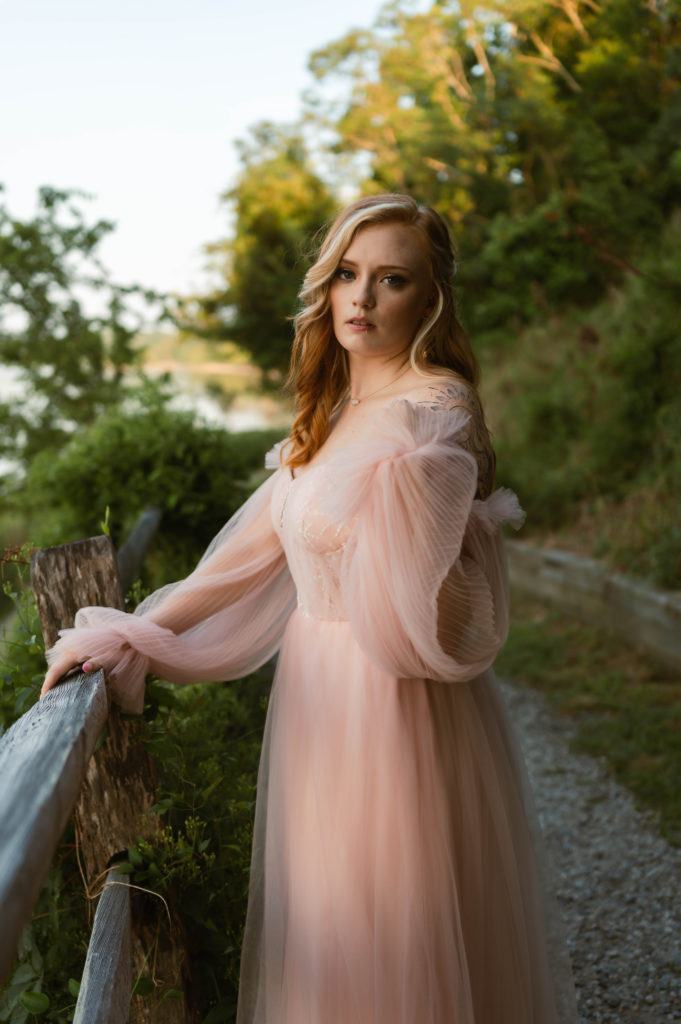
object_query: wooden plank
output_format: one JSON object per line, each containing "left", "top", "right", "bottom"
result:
{"left": 73, "top": 867, "right": 131, "bottom": 1024}
{"left": 117, "top": 507, "right": 162, "bottom": 594}
{"left": 0, "top": 672, "right": 108, "bottom": 984}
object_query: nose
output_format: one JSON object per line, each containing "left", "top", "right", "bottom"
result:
{"left": 352, "top": 275, "right": 375, "bottom": 309}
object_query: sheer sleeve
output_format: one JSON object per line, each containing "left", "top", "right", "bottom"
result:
{"left": 45, "top": 471, "right": 296, "bottom": 714}
{"left": 325, "top": 398, "right": 523, "bottom": 683}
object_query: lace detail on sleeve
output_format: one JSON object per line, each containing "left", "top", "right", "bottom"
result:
{"left": 418, "top": 380, "right": 496, "bottom": 499}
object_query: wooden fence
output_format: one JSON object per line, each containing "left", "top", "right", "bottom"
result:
{"left": 0, "top": 508, "right": 195, "bottom": 1024}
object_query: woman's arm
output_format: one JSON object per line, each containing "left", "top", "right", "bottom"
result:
{"left": 41, "top": 470, "right": 296, "bottom": 713}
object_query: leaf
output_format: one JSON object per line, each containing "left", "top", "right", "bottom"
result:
{"left": 151, "top": 797, "right": 174, "bottom": 815}
{"left": 161, "top": 989, "right": 184, "bottom": 1000}
{"left": 68, "top": 979, "right": 81, "bottom": 997}
{"left": 115, "top": 861, "right": 134, "bottom": 874}
{"left": 131, "top": 976, "right": 155, "bottom": 997}
{"left": 127, "top": 845, "right": 144, "bottom": 866}
{"left": 201, "top": 776, "right": 224, "bottom": 801}
{"left": 8, "top": 966, "right": 36, "bottom": 988}
{"left": 201, "top": 1000, "right": 237, "bottom": 1024}
{"left": 19, "top": 992, "right": 50, "bottom": 1014}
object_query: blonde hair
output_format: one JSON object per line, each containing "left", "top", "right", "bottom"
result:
{"left": 285, "top": 193, "right": 481, "bottom": 469}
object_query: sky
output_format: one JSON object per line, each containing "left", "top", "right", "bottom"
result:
{"left": 1, "top": 0, "right": 412, "bottom": 298}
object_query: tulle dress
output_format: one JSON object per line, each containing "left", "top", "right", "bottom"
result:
{"left": 47, "top": 380, "right": 575, "bottom": 1024}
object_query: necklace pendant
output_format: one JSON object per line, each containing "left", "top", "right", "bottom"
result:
{"left": 350, "top": 398, "right": 360, "bottom": 405}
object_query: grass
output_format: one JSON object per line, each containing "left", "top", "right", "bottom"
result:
{"left": 497, "top": 593, "right": 681, "bottom": 846}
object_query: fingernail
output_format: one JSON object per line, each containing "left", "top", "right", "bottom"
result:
{"left": 82, "top": 662, "right": 91, "bottom": 673}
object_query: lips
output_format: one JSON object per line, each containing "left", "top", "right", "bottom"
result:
{"left": 347, "top": 318, "right": 375, "bottom": 327}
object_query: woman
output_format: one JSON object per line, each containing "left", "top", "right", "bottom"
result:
{"left": 42, "top": 194, "right": 575, "bottom": 1023}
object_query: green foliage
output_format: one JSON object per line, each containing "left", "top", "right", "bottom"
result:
{"left": 484, "top": 214, "right": 681, "bottom": 586}
{"left": 303, "top": 0, "right": 680, "bottom": 331}
{"left": 17, "top": 385, "right": 282, "bottom": 583}
{"left": 0, "top": 558, "right": 45, "bottom": 734}
{"left": 128, "top": 672, "right": 271, "bottom": 1017}
{"left": 177, "top": 124, "right": 336, "bottom": 379}
{"left": 0, "top": 186, "right": 161, "bottom": 471}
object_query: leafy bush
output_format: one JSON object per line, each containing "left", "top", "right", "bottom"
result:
{"left": 481, "top": 219, "right": 681, "bottom": 587}
{"left": 18, "top": 385, "right": 283, "bottom": 584}
{"left": 133, "top": 672, "right": 272, "bottom": 1019}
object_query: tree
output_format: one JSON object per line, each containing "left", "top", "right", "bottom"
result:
{"left": 304, "top": 0, "right": 681, "bottom": 332}
{"left": 177, "top": 125, "right": 336, "bottom": 379}
{"left": 0, "top": 186, "right": 160, "bottom": 473}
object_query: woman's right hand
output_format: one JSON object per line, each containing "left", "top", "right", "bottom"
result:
{"left": 40, "top": 651, "right": 96, "bottom": 699}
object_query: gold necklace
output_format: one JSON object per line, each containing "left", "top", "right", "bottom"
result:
{"left": 349, "top": 364, "right": 411, "bottom": 406}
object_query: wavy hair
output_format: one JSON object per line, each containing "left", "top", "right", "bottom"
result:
{"left": 284, "top": 193, "right": 481, "bottom": 469}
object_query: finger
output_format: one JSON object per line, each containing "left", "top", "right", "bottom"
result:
{"left": 40, "top": 655, "right": 86, "bottom": 698}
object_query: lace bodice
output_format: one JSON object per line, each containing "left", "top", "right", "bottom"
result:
{"left": 273, "top": 463, "right": 349, "bottom": 620}
{"left": 415, "top": 379, "right": 495, "bottom": 499}
{"left": 271, "top": 380, "right": 496, "bottom": 622}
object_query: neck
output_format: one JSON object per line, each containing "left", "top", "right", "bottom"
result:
{"left": 348, "top": 353, "right": 410, "bottom": 401}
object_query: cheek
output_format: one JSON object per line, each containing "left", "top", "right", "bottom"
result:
{"left": 329, "top": 286, "right": 343, "bottom": 320}
{"left": 391, "top": 294, "right": 425, "bottom": 331}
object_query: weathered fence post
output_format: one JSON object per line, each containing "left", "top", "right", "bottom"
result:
{"left": 30, "top": 534, "right": 197, "bottom": 1023}
{"left": 73, "top": 867, "right": 132, "bottom": 1024}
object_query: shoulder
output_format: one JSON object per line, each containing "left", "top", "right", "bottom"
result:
{"left": 398, "top": 374, "right": 479, "bottom": 416}
{"left": 394, "top": 374, "right": 496, "bottom": 499}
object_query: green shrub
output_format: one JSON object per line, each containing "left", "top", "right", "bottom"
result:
{"left": 18, "top": 385, "right": 283, "bottom": 584}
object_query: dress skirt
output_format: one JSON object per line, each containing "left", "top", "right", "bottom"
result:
{"left": 236, "top": 609, "right": 559, "bottom": 1024}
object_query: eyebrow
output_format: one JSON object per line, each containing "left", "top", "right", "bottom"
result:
{"left": 339, "top": 259, "right": 413, "bottom": 273}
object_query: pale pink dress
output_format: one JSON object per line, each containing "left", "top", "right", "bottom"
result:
{"left": 47, "top": 381, "right": 575, "bottom": 1024}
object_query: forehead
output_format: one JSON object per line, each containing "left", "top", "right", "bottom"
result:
{"left": 342, "top": 221, "right": 428, "bottom": 271}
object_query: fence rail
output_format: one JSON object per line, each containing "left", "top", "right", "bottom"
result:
{"left": 0, "top": 671, "right": 108, "bottom": 981}
{"left": 0, "top": 508, "right": 178, "bottom": 1023}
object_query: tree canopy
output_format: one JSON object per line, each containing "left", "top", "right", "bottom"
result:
{"left": 187, "top": 0, "right": 680, "bottom": 362}
{"left": 304, "top": 0, "right": 681, "bottom": 331}
{"left": 0, "top": 186, "right": 160, "bottom": 473}
{"left": 176, "top": 125, "right": 336, "bottom": 378}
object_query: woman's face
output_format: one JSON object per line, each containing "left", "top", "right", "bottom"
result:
{"left": 329, "top": 222, "right": 433, "bottom": 363}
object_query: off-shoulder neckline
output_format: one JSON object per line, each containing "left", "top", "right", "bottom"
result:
{"left": 289, "top": 389, "right": 473, "bottom": 480}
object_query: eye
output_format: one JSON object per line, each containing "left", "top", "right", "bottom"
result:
{"left": 334, "top": 267, "right": 354, "bottom": 281}
{"left": 383, "top": 274, "right": 406, "bottom": 288}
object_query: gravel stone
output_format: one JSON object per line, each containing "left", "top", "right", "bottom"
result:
{"left": 500, "top": 679, "right": 681, "bottom": 1024}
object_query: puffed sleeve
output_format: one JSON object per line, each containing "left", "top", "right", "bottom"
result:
{"left": 325, "top": 400, "right": 524, "bottom": 683}
{"left": 46, "top": 469, "right": 296, "bottom": 714}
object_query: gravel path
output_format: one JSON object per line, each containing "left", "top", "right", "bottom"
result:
{"left": 500, "top": 680, "right": 681, "bottom": 1024}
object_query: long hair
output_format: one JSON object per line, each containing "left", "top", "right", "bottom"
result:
{"left": 285, "top": 193, "right": 481, "bottom": 469}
